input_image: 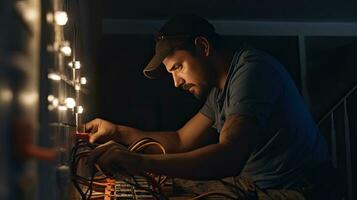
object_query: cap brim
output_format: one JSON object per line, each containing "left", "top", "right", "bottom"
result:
{"left": 143, "top": 50, "right": 170, "bottom": 79}
{"left": 143, "top": 39, "right": 177, "bottom": 79}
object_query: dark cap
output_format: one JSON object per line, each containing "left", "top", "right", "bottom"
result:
{"left": 143, "top": 14, "right": 218, "bottom": 79}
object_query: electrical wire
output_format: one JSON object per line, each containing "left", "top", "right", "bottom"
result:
{"left": 128, "top": 138, "right": 168, "bottom": 186}
{"left": 71, "top": 138, "right": 169, "bottom": 199}
{"left": 71, "top": 139, "right": 97, "bottom": 200}
{"left": 188, "top": 191, "right": 237, "bottom": 200}
{"left": 71, "top": 138, "right": 242, "bottom": 200}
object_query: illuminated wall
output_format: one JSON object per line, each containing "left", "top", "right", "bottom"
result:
{"left": 39, "top": 0, "right": 88, "bottom": 199}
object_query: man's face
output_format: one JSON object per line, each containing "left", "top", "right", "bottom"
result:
{"left": 163, "top": 49, "right": 213, "bottom": 100}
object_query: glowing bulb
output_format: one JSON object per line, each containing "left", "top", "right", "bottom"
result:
{"left": 65, "top": 97, "right": 76, "bottom": 109}
{"left": 46, "top": 13, "right": 53, "bottom": 23}
{"left": 48, "top": 73, "right": 61, "bottom": 81}
{"left": 46, "top": 44, "right": 54, "bottom": 52}
{"left": 60, "top": 45, "right": 71, "bottom": 56}
{"left": 75, "top": 84, "right": 81, "bottom": 91}
{"left": 47, "top": 94, "right": 55, "bottom": 102}
{"left": 1, "top": 89, "right": 13, "bottom": 103}
{"left": 52, "top": 98, "right": 59, "bottom": 107}
{"left": 76, "top": 106, "right": 84, "bottom": 114}
{"left": 48, "top": 105, "right": 55, "bottom": 111}
{"left": 68, "top": 61, "right": 81, "bottom": 69}
{"left": 54, "top": 11, "right": 68, "bottom": 26}
{"left": 80, "top": 77, "right": 87, "bottom": 85}
{"left": 58, "top": 104, "right": 68, "bottom": 111}
{"left": 74, "top": 61, "right": 81, "bottom": 69}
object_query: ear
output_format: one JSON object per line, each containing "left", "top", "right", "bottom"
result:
{"left": 194, "top": 36, "right": 210, "bottom": 57}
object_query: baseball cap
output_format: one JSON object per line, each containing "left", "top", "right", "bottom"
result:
{"left": 143, "top": 14, "right": 218, "bottom": 79}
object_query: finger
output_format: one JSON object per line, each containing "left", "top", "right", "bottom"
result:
{"left": 89, "top": 129, "right": 106, "bottom": 143}
{"left": 87, "top": 140, "right": 116, "bottom": 164}
{"left": 84, "top": 119, "right": 98, "bottom": 132}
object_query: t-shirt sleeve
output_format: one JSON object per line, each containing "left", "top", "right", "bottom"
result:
{"left": 199, "top": 90, "right": 216, "bottom": 121}
{"left": 226, "top": 55, "right": 283, "bottom": 127}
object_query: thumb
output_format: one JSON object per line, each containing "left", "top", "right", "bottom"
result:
{"left": 89, "top": 129, "right": 105, "bottom": 143}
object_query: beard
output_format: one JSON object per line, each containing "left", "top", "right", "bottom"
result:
{"left": 183, "top": 83, "right": 212, "bottom": 102}
{"left": 195, "top": 85, "right": 211, "bottom": 102}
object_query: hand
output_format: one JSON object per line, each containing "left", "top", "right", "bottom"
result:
{"left": 85, "top": 118, "right": 118, "bottom": 143}
{"left": 87, "top": 141, "right": 142, "bottom": 176}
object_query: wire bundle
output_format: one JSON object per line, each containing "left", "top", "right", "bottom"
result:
{"left": 70, "top": 138, "right": 168, "bottom": 200}
{"left": 70, "top": 138, "right": 238, "bottom": 200}
{"left": 70, "top": 139, "right": 99, "bottom": 199}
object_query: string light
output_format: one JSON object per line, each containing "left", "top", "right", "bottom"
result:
{"left": 48, "top": 96, "right": 57, "bottom": 111}
{"left": 48, "top": 73, "right": 61, "bottom": 81}
{"left": 46, "top": 12, "right": 53, "bottom": 24}
{"left": 68, "top": 61, "right": 81, "bottom": 69}
{"left": 75, "top": 84, "right": 81, "bottom": 91}
{"left": 60, "top": 42, "right": 72, "bottom": 56}
{"left": 65, "top": 97, "right": 76, "bottom": 109}
{"left": 58, "top": 104, "right": 68, "bottom": 111}
{"left": 48, "top": 105, "right": 55, "bottom": 111}
{"left": 1, "top": 88, "right": 13, "bottom": 103}
{"left": 54, "top": 11, "right": 68, "bottom": 26}
{"left": 47, "top": 94, "right": 55, "bottom": 102}
{"left": 80, "top": 77, "right": 87, "bottom": 85}
{"left": 75, "top": 106, "right": 84, "bottom": 114}
{"left": 47, "top": 4, "right": 88, "bottom": 142}
{"left": 52, "top": 98, "right": 59, "bottom": 107}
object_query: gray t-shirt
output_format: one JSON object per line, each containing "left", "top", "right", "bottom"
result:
{"left": 200, "top": 47, "right": 330, "bottom": 189}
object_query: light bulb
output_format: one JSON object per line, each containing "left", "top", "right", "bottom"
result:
{"left": 58, "top": 104, "right": 68, "bottom": 111}
{"left": 48, "top": 73, "right": 61, "bottom": 81}
{"left": 76, "top": 106, "right": 84, "bottom": 114}
{"left": 54, "top": 11, "right": 68, "bottom": 26}
{"left": 60, "top": 45, "right": 71, "bottom": 56}
{"left": 65, "top": 97, "right": 76, "bottom": 109}
{"left": 47, "top": 94, "right": 55, "bottom": 102}
{"left": 46, "top": 44, "right": 54, "bottom": 52}
{"left": 52, "top": 98, "right": 59, "bottom": 107}
{"left": 46, "top": 13, "right": 53, "bottom": 23}
{"left": 68, "top": 61, "right": 81, "bottom": 69}
{"left": 48, "top": 105, "right": 55, "bottom": 111}
{"left": 80, "top": 77, "right": 87, "bottom": 85}
{"left": 74, "top": 61, "right": 81, "bottom": 69}
{"left": 75, "top": 84, "right": 81, "bottom": 91}
{"left": 1, "top": 89, "right": 13, "bottom": 103}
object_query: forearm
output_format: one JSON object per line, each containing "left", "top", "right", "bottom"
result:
{"left": 116, "top": 125, "right": 183, "bottom": 153}
{"left": 138, "top": 143, "right": 245, "bottom": 180}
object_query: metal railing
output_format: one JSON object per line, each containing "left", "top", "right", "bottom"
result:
{"left": 317, "top": 83, "right": 357, "bottom": 200}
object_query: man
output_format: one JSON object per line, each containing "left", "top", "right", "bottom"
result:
{"left": 86, "top": 14, "right": 334, "bottom": 199}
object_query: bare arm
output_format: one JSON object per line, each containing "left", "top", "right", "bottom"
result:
{"left": 136, "top": 115, "right": 260, "bottom": 179}
{"left": 86, "top": 113, "right": 217, "bottom": 153}
{"left": 117, "top": 112, "right": 217, "bottom": 153}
